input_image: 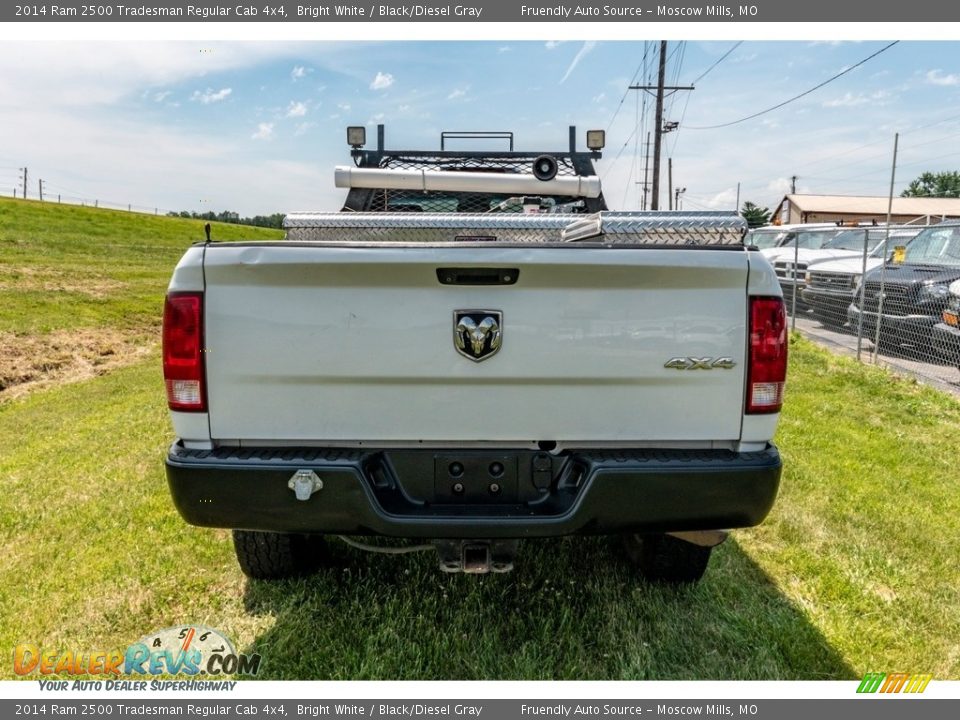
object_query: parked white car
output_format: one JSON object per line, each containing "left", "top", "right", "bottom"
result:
{"left": 765, "top": 227, "right": 921, "bottom": 308}
{"left": 801, "top": 228, "right": 923, "bottom": 324}
{"left": 746, "top": 223, "right": 838, "bottom": 251}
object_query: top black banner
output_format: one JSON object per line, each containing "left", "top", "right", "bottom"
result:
{"left": 5, "top": 0, "right": 958, "bottom": 22}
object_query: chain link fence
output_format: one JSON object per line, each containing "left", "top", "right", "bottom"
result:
{"left": 754, "top": 223, "right": 960, "bottom": 394}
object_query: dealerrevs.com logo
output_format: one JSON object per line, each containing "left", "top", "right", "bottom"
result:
{"left": 13, "top": 626, "right": 261, "bottom": 680}
{"left": 857, "top": 673, "right": 932, "bottom": 694}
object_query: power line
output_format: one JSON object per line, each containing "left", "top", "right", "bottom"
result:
{"left": 685, "top": 41, "right": 900, "bottom": 130}
{"left": 663, "top": 42, "right": 687, "bottom": 125}
{"left": 605, "top": 42, "right": 650, "bottom": 133}
{"left": 668, "top": 41, "right": 740, "bottom": 158}
{"left": 690, "top": 41, "right": 743, "bottom": 85}
{"left": 785, "top": 112, "right": 960, "bottom": 176}
{"left": 790, "top": 140, "right": 960, "bottom": 186}
{"left": 604, "top": 124, "right": 640, "bottom": 176}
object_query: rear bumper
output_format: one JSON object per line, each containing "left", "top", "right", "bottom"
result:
{"left": 802, "top": 287, "right": 854, "bottom": 314}
{"left": 165, "top": 443, "right": 782, "bottom": 539}
{"left": 932, "top": 321, "right": 960, "bottom": 363}
{"left": 847, "top": 305, "right": 937, "bottom": 343}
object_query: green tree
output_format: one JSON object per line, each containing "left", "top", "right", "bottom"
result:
{"left": 740, "top": 201, "right": 771, "bottom": 228}
{"left": 901, "top": 171, "right": 960, "bottom": 199}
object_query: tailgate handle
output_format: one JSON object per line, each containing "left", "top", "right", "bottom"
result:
{"left": 436, "top": 268, "right": 519, "bottom": 286}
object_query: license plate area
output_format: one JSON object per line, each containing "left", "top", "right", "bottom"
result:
{"left": 433, "top": 453, "right": 519, "bottom": 504}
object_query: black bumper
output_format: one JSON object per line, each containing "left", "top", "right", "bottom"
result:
{"left": 165, "top": 444, "right": 782, "bottom": 539}
{"left": 846, "top": 305, "right": 938, "bottom": 344}
{"left": 802, "top": 287, "right": 854, "bottom": 314}
{"left": 932, "top": 321, "right": 960, "bottom": 364}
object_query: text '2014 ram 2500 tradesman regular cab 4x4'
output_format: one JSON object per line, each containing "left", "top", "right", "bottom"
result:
{"left": 163, "top": 126, "right": 787, "bottom": 584}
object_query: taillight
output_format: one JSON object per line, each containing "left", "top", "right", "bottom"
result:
{"left": 163, "top": 292, "right": 206, "bottom": 412}
{"left": 747, "top": 296, "right": 787, "bottom": 414}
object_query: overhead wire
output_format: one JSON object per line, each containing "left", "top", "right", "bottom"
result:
{"left": 602, "top": 41, "right": 653, "bottom": 183}
{"left": 685, "top": 41, "right": 900, "bottom": 130}
{"left": 663, "top": 41, "right": 687, "bottom": 127}
{"left": 784, "top": 131, "right": 960, "bottom": 186}
{"left": 782, "top": 113, "right": 960, "bottom": 176}
{"left": 691, "top": 41, "right": 743, "bottom": 85}
{"left": 669, "top": 41, "right": 742, "bottom": 158}
{"left": 604, "top": 41, "right": 650, "bottom": 133}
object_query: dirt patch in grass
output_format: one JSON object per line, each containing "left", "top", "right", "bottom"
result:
{"left": 0, "top": 327, "right": 155, "bottom": 401}
{"left": 0, "top": 265, "right": 125, "bottom": 299}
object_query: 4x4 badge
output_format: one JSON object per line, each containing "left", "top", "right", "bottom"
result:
{"left": 664, "top": 357, "right": 737, "bottom": 370}
{"left": 454, "top": 310, "right": 502, "bottom": 362}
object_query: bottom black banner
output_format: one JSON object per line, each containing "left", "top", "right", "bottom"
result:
{"left": 2, "top": 700, "right": 957, "bottom": 720}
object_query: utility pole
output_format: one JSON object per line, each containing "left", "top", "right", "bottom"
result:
{"left": 642, "top": 131, "right": 651, "bottom": 211}
{"left": 668, "top": 157, "right": 673, "bottom": 211}
{"left": 790, "top": 175, "right": 798, "bottom": 194}
{"left": 19, "top": 167, "right": 27, "bottom": 200}
{"left": 736, "top": 182, "right": 741, "bottom": 212}
{"left": 651, "top": 41, "right": 667, "bottom": 210}
{"left": 38, "top": 179, "right": 44, "bottom": 202}
{"left": 629, "top": 42, "right": 694, "bottom": 211}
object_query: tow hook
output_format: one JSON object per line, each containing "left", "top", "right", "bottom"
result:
{"left": 433, "top": 539, "right": 518, "bottom": 574}
{"left": 288, "top": 469, "right": 323, "bottom": 501}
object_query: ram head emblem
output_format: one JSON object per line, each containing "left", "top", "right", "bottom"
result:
{"left": 453, "top": 311, "right": 503, "bottom": 362}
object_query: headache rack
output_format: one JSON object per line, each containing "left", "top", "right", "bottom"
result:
{"left": 342, "top": 124, "right": 607, "bottom": 214}
{"left": 283, "top": 211, "right": 747, "bottom": 246}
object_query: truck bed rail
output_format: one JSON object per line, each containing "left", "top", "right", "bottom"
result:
{"left": 282, "top": 211, "right": 747, "bottom": 246}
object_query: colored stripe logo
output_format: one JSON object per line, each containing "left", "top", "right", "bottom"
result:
{"left": 857, "top": 672, "right": 932, "bottom": 694}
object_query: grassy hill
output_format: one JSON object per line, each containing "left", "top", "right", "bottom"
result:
{"left": 0, "top": 197, "right": 283, "bottom": 334}
{"left": 0, "top": 197, "right": 284, "bottom": 399}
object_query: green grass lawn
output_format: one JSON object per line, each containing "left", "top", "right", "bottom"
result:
{"left": 1, "top": 336, "right": 957, "bottom": 680}
{"left": 0, "top": 198, "right": 282, "bottom": 398}
{"left": 0, "top": 197, "right": 282, "bottom": 336}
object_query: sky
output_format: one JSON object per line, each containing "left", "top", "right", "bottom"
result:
{"left": 1, "top": 40, "right": 959, "bottom": 216}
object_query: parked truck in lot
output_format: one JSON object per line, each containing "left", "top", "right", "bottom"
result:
{"left": 848, "top": 221, "right": 960, "bottom": 350}
{"left": 801, "top": 226, "right": 922, "bottom": 326}
{"left": 162, "top": 126, "right": 787, "bottom": 584}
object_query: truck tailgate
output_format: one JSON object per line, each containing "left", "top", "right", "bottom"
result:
{"left": 202, "top": 245, "right": 749, "bottom": 443}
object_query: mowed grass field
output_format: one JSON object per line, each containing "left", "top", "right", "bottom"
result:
{"left": 0, "top": 197, "right": 282, "bottom": 398}
{"left": 1, "top": 198, "right": 958, "bottom": 680}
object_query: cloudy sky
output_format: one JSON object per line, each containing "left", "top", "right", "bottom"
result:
{"left": 1, "top": 40, "right": 958, "bottom": 216}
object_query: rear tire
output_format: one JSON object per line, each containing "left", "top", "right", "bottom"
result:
{"left": 232, "top": 530, "right": 328, "bottom": 580}
{"left": 622, "top": 533, "right": 712, "bottom": 584}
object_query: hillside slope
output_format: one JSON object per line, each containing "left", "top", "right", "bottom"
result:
{"left": 0, "top": 197, "right": 284, "bottom": 399}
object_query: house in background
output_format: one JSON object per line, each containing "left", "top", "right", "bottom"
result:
{"left": 772, "top": 194, "right": 960, "bottom": 226}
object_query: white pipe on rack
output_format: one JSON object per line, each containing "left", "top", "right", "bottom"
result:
{"left": 334, "top": 166, "right": 602, "bottom": 199}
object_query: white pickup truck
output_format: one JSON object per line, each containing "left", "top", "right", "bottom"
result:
{"left": 163, "top": 127, "right": 787, "bottom": 583}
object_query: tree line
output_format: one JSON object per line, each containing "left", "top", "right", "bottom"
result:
{"left": 168, "top": 210, "right": 285, "bottom": 229}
